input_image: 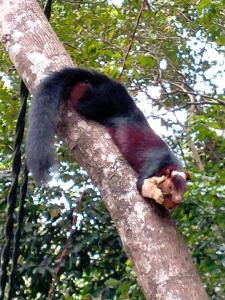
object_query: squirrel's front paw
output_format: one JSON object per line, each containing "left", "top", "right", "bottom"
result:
{"left": 141, "top": 176, "right": 165, "bottom": 205}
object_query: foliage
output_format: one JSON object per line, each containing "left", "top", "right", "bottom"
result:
{"left": 0, "top": 0, "right": 225, "bottom": 299}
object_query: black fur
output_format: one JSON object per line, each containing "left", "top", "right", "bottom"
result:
{"left": 26, "top": 68, "right": 182, "bottom": 187}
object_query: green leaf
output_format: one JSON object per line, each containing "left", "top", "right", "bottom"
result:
{"left": 137, "top": 54, "right": 157, "bottom": 68}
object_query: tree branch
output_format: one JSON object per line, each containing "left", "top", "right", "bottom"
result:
{"left": 119, "top": 0, "right": 147, "bottom": 77}
{"left": 0, "top": 0, "right": 208, "bottom": 299}
{"left": 158, "top": 80, "right": 205, "bottom": 172}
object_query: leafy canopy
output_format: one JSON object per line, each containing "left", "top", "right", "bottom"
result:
{"left": 0, "top": 0, "right": 224, "bottom": 299}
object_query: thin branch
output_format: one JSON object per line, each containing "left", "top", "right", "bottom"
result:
{"left": 162, "top": 79, "right": 225, "bottom": 107}
{"left": 146, "top": 90, "right": 204, "bottom": 172}
{"left": 47, "top": 190, "right": 86, "bottom": 300}
{"left": 119, "top": 0, "right": 148, "bottom": 77}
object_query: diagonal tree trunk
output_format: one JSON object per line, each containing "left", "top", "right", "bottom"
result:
{"left": 0, "top": 0, "right": 208, "bottom": 299}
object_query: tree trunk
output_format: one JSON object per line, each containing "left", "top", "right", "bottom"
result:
{"left": 0, "top": 0, "right": 208, "bottom": 299}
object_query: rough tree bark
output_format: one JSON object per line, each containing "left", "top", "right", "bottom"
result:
{"left": 0, "top": 0, "right": 208, "bottom": 299}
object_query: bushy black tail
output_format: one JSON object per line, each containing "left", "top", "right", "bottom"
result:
{"left": 26, "top": 68, "right": 95, "bottom": 185}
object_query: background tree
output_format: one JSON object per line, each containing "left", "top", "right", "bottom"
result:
{"left": 0, "top": 0, "right": 224, "bottom": 299}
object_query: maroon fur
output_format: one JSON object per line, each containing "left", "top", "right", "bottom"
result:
{"left": 108, "top": 125, "right": 165, "bottom": 173}
{"left": 70, "top": 83, "right": 90, "bottom": 105}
